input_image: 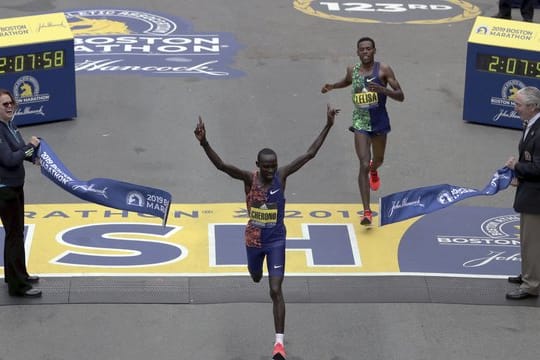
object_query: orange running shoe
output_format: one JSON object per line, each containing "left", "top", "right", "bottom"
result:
{"left": 360, "top": 209, "right": 372, "bottom": 226}
{"left": 272, "top": 342, "right": 287, "bottom": 360}
{"left": 369, "top": 160, "right": 380, "bottom": 191}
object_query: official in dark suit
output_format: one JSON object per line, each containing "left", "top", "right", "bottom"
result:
{"left": 0, "top": 89, "right": 41, "bottom": 298}
{"left": 505, "top": 86, "right": 540, "bottom": 300}
{"left": 493, "top": 0, "right": 535, "bottom": 22}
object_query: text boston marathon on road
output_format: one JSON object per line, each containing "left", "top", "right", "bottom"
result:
{"left": 66, "top": 9, "right": 243, "bottom": 77}
{"left": 74, "top": 36, "right": 229, "bottom": 75}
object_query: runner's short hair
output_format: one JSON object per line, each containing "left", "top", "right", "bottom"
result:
{"left": 357, "top": 37, "right": 375, "bottom": 49}
{"left": 257, "top": 148, "right": 277, "bottom": 162}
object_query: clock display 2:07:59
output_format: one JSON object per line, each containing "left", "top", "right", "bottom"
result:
{"left": 476, "top": 54, "right": 540, "bottom": 79}
{"left": 0, "top": 50, "right": 65, "bottom": 74}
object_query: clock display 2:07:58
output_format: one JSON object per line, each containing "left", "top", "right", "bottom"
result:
{"left": 0, "top": 50, "right": 65, "bottom": 74}
{"left": 476, "top": 54, "right": 540, "bottom": 79}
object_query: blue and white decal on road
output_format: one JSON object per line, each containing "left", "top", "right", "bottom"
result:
{"left": 64, "top": 9, "right": 244, "bottom": 77}
{"left": 399, "top": 206, "right": 520, "bottom": 276}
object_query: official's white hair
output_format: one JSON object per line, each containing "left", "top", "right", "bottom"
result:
{"left": 517, "top": 86, "right": 540, "bottom": 111}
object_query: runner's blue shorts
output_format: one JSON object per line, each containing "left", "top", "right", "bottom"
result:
{"left": 246, "top": 238, "right": 285, "bottom": 277}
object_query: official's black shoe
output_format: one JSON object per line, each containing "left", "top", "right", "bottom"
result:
{"left": 27, "top": 275, "right": 40, "bottom": 283}
{"left": 5, "top": 275, "right": 40, "bottom": 283}
{"left": 508, "top": 275, "right": 523, "bottom": 284}
{"left": 492, "top": 13, "right": 511, "bottom": 19}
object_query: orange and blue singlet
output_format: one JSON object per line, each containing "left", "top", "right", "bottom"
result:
{"left": 245, "top": 171, "right": 286, "bottom": 276}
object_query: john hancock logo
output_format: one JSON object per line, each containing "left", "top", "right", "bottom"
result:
{"left": 65, "top": 9, "right": 243, "bottom": 78}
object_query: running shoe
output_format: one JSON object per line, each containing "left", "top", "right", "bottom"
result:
{"left": 272, "top": 342, "right": 287, "bottom": 360}
{"left": 360, "top": 209, "right": 372, "bottom": 226}
{"left": 369, "top": 160, "right": 380, "bottom": 191}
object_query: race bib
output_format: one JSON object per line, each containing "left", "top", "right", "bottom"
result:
{"left": 353, "top": 91, "right": 379, "bottom": 109}
{"left": 249, "top": 202, "right": 278, "bottom": 228}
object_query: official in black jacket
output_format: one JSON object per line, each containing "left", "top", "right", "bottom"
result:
{"left": 505, "top": 86, "right": 540, "bottom": 300}
{"left": 0, "top": 89, "right": 41, "bottom": 297}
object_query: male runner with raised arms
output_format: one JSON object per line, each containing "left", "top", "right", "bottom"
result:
{"left": 194, "top": 104, "right": 339, "bottom": 360}
{"left": 322, "top": 36, "right": 404, "bottom": 226}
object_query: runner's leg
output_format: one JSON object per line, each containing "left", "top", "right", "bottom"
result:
{"left": 370, "top": 133, "right": 387, "bottom": 171}
{"left": 269, "top": 276, "right": 285, "bottom": 333}
{"left": 354, "top": 132, "right": 372, "bottom": 210}
{"left": 246, "top": 246, "right": 264, "bottom": 282}
{"left": 267, "top": 241, "right": 286, "bottom": 334}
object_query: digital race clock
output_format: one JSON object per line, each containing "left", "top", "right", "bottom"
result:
{"left": 463, "top": 16, "right": 540, "bottom": 129}
{"left": 0, "top": 50, "right": 65, "bottom": 74}
{"left": 476, "top": 54, "right": 540, "bottom": 79}
{"left": 0, "top": 12, "right": 76, "bottom": 126}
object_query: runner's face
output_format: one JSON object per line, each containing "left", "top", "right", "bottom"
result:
{"left": 357, "top": 41, "right": 375, "bottom": 65}
{"left": 257, "top": 154, "right": 277, "bottom": 182}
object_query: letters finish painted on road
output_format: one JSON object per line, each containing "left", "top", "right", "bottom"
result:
{"left": 0, "top": 204, "right": 519, "bottom": 277}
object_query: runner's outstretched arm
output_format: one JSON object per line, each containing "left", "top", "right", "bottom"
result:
{"left": 194, "top": 116, "right": 251, "bottom": 184}
{"left": 279, "top": 104, "right": 339, "bottom": 179}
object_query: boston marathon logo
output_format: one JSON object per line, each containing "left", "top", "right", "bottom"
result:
{"left": 398, "top": 207, "right": 521, "bottom": 276}
{"left": 13, "top": 75, "right": 48, "bottom": 117}
{"left": 491, "top": 79, "right": 525, "bottom": 122}
{"left": 64, "top": 9, "right": 243, "bottom": 77}
{"left": 293, "top": 0, "right": 481, "bottom": 24}
{"left": 475, "top": 25, "right": 535, "bottom": 40}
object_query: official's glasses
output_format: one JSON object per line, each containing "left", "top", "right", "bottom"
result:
{"left": 2, "top": 101, "right": 15, "bottom": 108}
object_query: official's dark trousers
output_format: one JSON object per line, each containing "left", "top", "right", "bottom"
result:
{"left": 0, "top": 186, "right": 31, "bottom": 294}
{"left": 498, "top": 0, "right": 535, "bottom": 21}
{"left": 519, "top": 212, "right": 540, "bottom": 295}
